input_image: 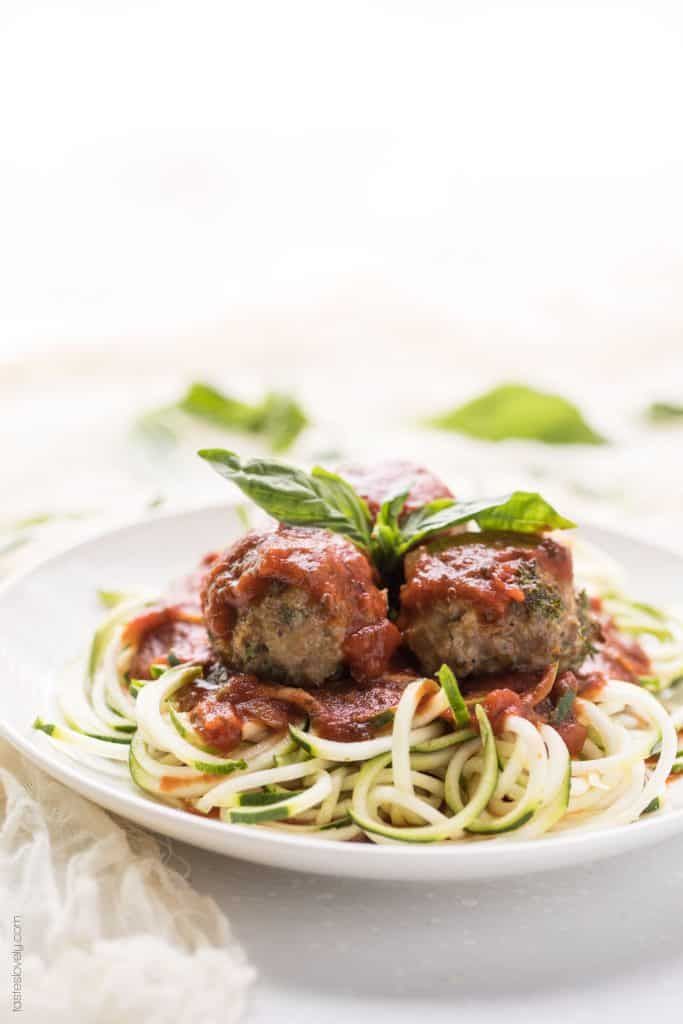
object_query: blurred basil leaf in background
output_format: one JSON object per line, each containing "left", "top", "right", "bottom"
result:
{"left": 137, "top": 381, "right": 308, "bottom": 453}
{"left": 426, "top": 383, "right": 606, "bottom": 445}
{"left": 646, "top": 401, "right": 683, "bottom": 423}
{"left": 179, "top": 382, "right": 262, "bottom": 432}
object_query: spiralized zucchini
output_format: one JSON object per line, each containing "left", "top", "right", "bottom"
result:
{"left": 573, "top": 539, "right": 683, "bottom": 695}
{"left": 33, "top": 551, "right": 681, "bottom": 842}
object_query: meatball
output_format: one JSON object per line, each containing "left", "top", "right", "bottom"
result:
{"left": 338, "top": 460, "right": 453, "bottom": 520}
{"left": 398, "top": 531, "right": 590, "bottom": 678}
{"left": 201, "top": 525, "right": 400, "bottom": 686}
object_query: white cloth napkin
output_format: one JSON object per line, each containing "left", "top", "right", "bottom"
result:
{"left": 0, "top": 740, "right": 254, "bottom": 1022}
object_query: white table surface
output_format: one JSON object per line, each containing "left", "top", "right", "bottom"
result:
{"left": 173, "top": 829, "right": 683, "bottom": 1023}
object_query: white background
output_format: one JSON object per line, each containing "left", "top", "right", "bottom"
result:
{"left": 1, "top": 0, "right": 683, "bottom": 363}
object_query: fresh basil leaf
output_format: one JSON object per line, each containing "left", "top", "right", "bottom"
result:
{"left": 397, "top": 491, "right": 575, "bottom": 554}
{"left": 427, "top": 383, "right": 606, "bottom": 445}
{"left": 469, "top": 491, "right": 576, "bottom": 533}
{"left": 198, "top": 450, "right": 372, "bottom": 548}
{"left": 310, "top": 467, "right": 374, "bottom": 545}
{"left": 646, "top": 401, "right": 683, "bottom": 423}
{"left": 199, "top": 451, "right": 574, "bottom": 573}
{"left": 377, "top": 488, "right": 410, "bottom": 530}
{"left": 370, "top": 488, "right": 409, "bottom": 569}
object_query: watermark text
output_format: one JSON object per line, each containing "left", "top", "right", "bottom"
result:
{"left": 10, "top": 916, "right": 22, "bottom": 1013}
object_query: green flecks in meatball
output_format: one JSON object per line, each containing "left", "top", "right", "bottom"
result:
{"left": 516, "top": 562, "right": 563, "bottom": 621}
{"left": 278, "top": 602, "right": 308, "bottom": 628}
{"left": 242, "top": 639, "right": 270, "bottom": 664}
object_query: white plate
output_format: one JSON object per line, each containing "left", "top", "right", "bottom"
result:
{"left": 1, "top": 506, "right": 682, "bottom": 881}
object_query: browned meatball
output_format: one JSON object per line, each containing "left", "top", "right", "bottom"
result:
{"left": 339, "top": 460, "right": 453, "bottom": 520}
{"left": 201, "top": 525, "right": 400, "bottom": 686}
{"left": 399, "top": 531, "right": 590, "bottom": 678}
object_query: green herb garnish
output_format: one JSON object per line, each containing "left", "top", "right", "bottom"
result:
{"left": 198, "top": 450, "right": 373, "bottom": 549}
{"left": 367, "top": 709, "right": 395, "bottom": 731}
{"left": 553, "top": 690, "right": 576, "bottom": 723}
{"left": 396, "top": 490, "right": 575, "bottom": 553}
{"left": 515, "top": 563, "right": 563, "bottom": 621}
{"left": 198, "top": 449, "right": 576, "bottom": 572}
{"left": 427, "top": 383, "right": 606, "bottom": 445}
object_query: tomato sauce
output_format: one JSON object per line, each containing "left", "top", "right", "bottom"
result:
{"left": 310, "top": 672, "right": 415, "bottom": 741}
{"left": 471, "top": 668, "right": 587, "bottom": 755}
{"left": 578, "top": 598, "right": 652, "bottom": 694}
{"left": 342, "top": 620, "right": 402, "bottom": 681}
{"left": 123, "top": 556, "right": 219, "bottom": 679}
{"left": 128, "top": 618, "right": 213, "bottom": 679}
{"left": 400, "top": 532, "right": 573, "bottom": 619}
{"left": 121, "top": 543, "right": 652, "bottom": 762}
{"left": 174, "top": 667, "right": 416, "bottom": 752}
{"left": 203, "top": 526, "right": 386, "bottom": 616}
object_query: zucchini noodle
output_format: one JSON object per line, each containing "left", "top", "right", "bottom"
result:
{"left": 32, "top": 545, "right": 683, "bottom": 844}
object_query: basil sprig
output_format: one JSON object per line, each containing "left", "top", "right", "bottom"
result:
{"left": 198, "top": 450, "right": 372, "bottom": 548}
{"left": 199, "top": 449, "right": 575, "bottom": 569}
{"left": 370, "top": 488, "right": 575, "bottom": 570}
